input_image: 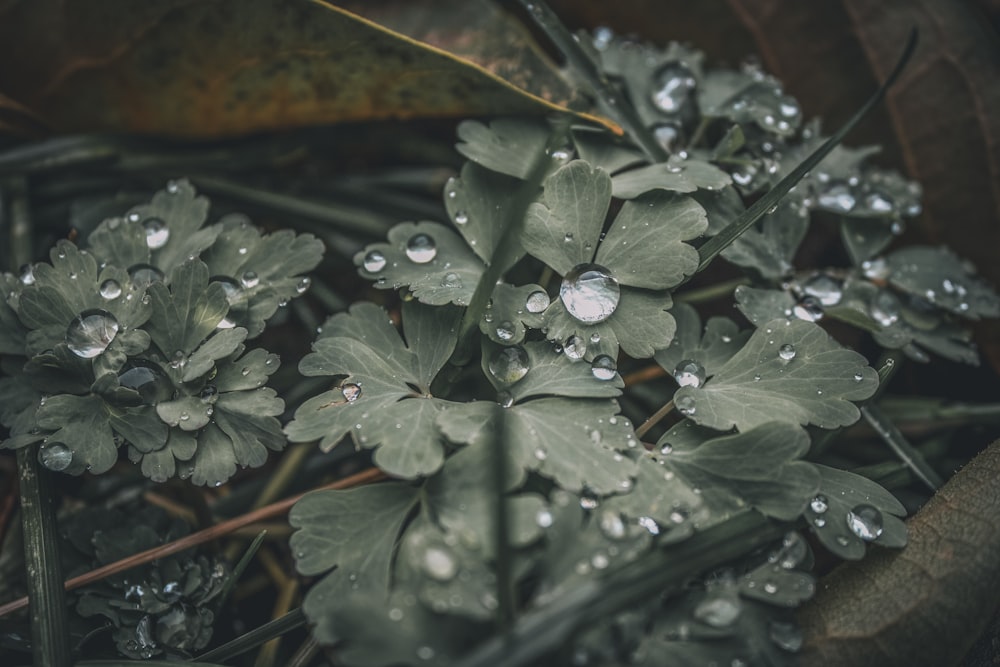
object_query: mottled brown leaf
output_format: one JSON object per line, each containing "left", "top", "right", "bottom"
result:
{"left": 798, "top": 439, "right": 1000, "bottom": 667}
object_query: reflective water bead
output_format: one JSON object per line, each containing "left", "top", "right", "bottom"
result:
{"left": 589, "top": 332, "right": 601, "bottom": 344}
{"left": 591, "top": 355, "right": 617, "bottom": 380}
{"left": 440, "top": 272, "right": 461, "bottom": 288}
{"left": 846, "top": 504, "right": 883, "bottom": 541}
{"left": 19, "top": 263, "right": 35, "bottom": 285}
{"left": 66, "top": 309, "right": 120, "bottom": 358}
{"left": 560, "top": 263, "right": 621, "bottom": 324}
{"left": 99, "top": 279, "right": 122, "bottom": 300}
{"left": 673, "top": 359, "right": 706, "bottom": 388}
{"left": 817, "top": 181, "right": 856, "bottom": 213}
{"left": 637, "top": 516, "right": 660, "bottom": 535}
{"left": 535, "top": 509, "right": 554, "bottom": 528}
{"left": 853, "top": 372, "right": 864, "bottom": 382}
{"left": 143, "top": 218, "right": 170, "bottom": 249}
{"left": 802, "top": 274, "right": 843, "bottom": 306}
{"left": 599, "top": 510, "right": 627, "bottom": 540}
{"left": 240, "top": 271, "right": 260, "bottom": 288}
{"left": 809, "top": 495, "right": 828, "bottom": 514}
{"left": 497, "top": 391, "right": 514, "bottom": 408}
{"left": 296, "top": 277, "right": 311, "bottom": 294}
{"left": 453, "top": 210, "right": 469, "bottom": 225}
{"left": 488, "top": 346, "right": 530, "bottom": 384}
{"left": 422, "top": 546, "right": 458, "bottom": 581}
{"left": 694, "top": 595, "right": 742, "bottom": 628}
{"left": 792, "top": 295, "right": 824, "bottom": 322}
{"left": 496, "top": 321, "right": 515, "bottom": 341}
{"left": 118, "top": 361, "right": 173, "bottom": 405}
{"left": 405, "top": 233, "right": 437, "bottom": 263}
{"left": 870, "top": 290, "right": 901, "bottom": 327}
{"left": 341, "top": 383, "right": 361, "bottom": 402}
{"left": 362, "top": 250, "right": 387, "bottom": 272}
{"left": 525, "top": 290, "right": 550, "bottom": 313}
{"left": 38, "top": 442, "right": 73, "bottom": 471}
{"left": 650, "top": 62, "right": 697, "bottom": 113}
{"left": 865, "top": 191, "right": 894, "bottom": 214}
{"left": 128, "top": 264, "right": 165, "bottom": 289}
{"left": 675, "top": 394, "right": 696, "bottom": 416}
{"left": 861, "top": 257, "right": 890, "bottom": 281}
{"left": 778, "top": 95, "right": 800, "bottom": 119}
{"left": 653, "top": 123, "right": 682, "bottom": 153}
{"left": 592, "top": 25, "right": 613, "bottom": 50}
{"left": 563, "top": 335, "right": 586, "bottom": 360}
{"left": 579, "top": 495, "right": 599, "bottom": 510}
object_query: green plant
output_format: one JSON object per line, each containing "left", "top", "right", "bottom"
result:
{"left": 1, "top": 5, "right": 999, "bottom": 667}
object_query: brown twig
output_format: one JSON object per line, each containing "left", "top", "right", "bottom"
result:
{"left": 622, "top": 364, "right": 667, "bottom": 387}
{"left": 0, "top": 466, "right": 386, "bottom": 618}
{"left": 635, "top": 400, "right": 674, "bottom": 439}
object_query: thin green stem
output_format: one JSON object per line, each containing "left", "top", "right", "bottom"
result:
{"left": 695, "top": 29, "right": 918, "bottom": 273}
{"left": 193, "top": 608, "right": 307, "bottom": 664}
{"left": 516, "top": 1, "right": 668, "bottom": 163}
{"left": 673, "top": 277, "right": 748, "bottom": 304}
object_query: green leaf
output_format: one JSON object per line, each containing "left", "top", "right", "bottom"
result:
{"left": 482, "top": 340, "right": 623, "bottom": 402}
{"left": 401, "top": 300, "right": 462, "bottom": 391}
{"left": 365, "top": 398, "right": 451, "bottom": 478}
{"left": 145, "top": 260, "right": 228, "bottom": 358}
{"left": 654, "top": 302, "right": 750, "bottom": 380}
{"left": 734, "top": 285, "right": 795, "bottom": 327}
{"left": 661, "top": 422, "right": 820, "bottom": 521}
{"left": 124, "top": 179, "right": 218, "bottom": 270}
{"left": 444, "top": 162, "right": 525, "bottom": 264}
{"left": 841, "top": 218, "right": 896, "bottom": 264}
{"left": 887, "top": 246, "right": 1000, "bottom": 319}
{"left": 697, "top": 69, "right": 801, "bottom": 137}
{"left": 721, "top": 202, "right": 810, "bottom": 280}
{"left": 571, "top": 126, "right": 645, "bottom": 174}
{"left": 355, "top": 221, "right": 483, "bottom": 306}
{"left": 594, "top": 192, "right": 707, "bottom": 290}
{"left": 0, "top": 273, "right": 27, "bottom": 355}
{"left": 692, "top": 187, "right": 744, "bottom": 236}
{"left": 674, "top": 319, "right": 878, "bottom": 431}
{"left": 455, "top": 117, "right": 553, "bottom": 180}
{"left": 805, "top": 465, "right": 907, "bottom": 560}
{"left": 35, "top": 394, "right": 118, "bottom": 474}
{"left": 182, "top": 327, "right": 247, "bottom": 382}
{"left": 478, "top": 283, "right": 547, "bottom": 345}
{"left": 522, "top": 160, "right": 612, "bottom": 275}
{"left": 610, "top": 159, "right": 732, "bottom": 199}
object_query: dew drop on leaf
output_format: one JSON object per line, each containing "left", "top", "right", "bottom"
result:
{"left": 422, "top": 546, "right": 458, "bottom": 581}
{"left": 560, "top": 263, "right": 621, "bottom": 324}
{"left": 454, "top": 210, "right": 469, "bottom": 225}
{"left": 862, "top": 257, "right": 890, "bottom": 281}
{"left": 817, "top": 181, "right": 856, "bottom": 213}
{"left": 118, "top": 361, "right": 173, "bottom": 405}
{"left": 440, "top": 272, "right": 461, "bottom": 288}
{"left": 38, "top": 442, "right": 73, "bottom": 471}
{"left": 496, "top": 321, "right": 515, "bottom": 341}
{"left": 579, "top": 495, "right": 599, "bottom": 510}
{"left": 563, "top": 335, "right": 586, "bottom": 360}
{"left": 405, "top": 233, "right": 437, "bottom": 263}
{"left": 341, "top": 383, "right": 362, "bottom": 402}
{"left": 792, "top": 295, "right": 824, "bottom": 322}
{"left": 591, "top": 355, "right": 617, "bottom": 380}
{"left": 870, "top": 290, "right": 901, "bottom": 327}
{"left": 142, "top": 217, "right": 170, "bottom": 249}
{"left": 535, "top": 509, "right": 554, "bottom": 528}
{"left": 809, "top": 495, "right": 828, "bottom": 514}
{"left": 525, "top": 290, "right": 550, "bottom": 313}
{"left": 598, "top": 510, "right": 627, "bottom": 540}
{"left": 693, "top": 595, "right": 742, "bottom": 628}
{"left": 66, "top": 309, "right": 120, "bottom": 358}
{"left": 638, "top": 516, "right": 660, "bottom": 535}
{"left": 488, "top": 346, "right": 529, "bottom": 384}
{"left": 99, "top": 279, "right": 122, "bottom": 300}
{"left": 676, "top": 394, "right": 696, "bottom": 416}
{"left": 778, "top": 343, "right": 796, "bottom": 361}
{"left": 846, "top": 504, "right": 884, "bottom": 541}
{"left": 497, "top": 391, "right": 514, "bottom": 408}
{"left": 19, "top": 263, "right": 35, "bottom": 285}
{"left": 128, "top": 264, "right": 165, "bottom": 289}
{"left": 240, "top": 271, "right": 260, "bottom": 288}
{"left": 200, "top": 384, "right": 219, "bottom": 402}
{"left": 802, "top": 274, "right": 843, "bottom": 306}
{"left": 650, "top": 62, "right": 697, "bottom": 113}
{"left": 673, "top": 359, "right": 706, "bottom": 388}
{"left": 296, "top": 277, "right": 311, "bottom": 294}
{"left": 653, "top": 123, "right": 682, "bottom": 153}
{"left": 362, "top": 250, "right": 387, "bottom": 272}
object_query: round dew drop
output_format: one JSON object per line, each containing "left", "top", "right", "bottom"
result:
{"left": 240, "top": 271, "right": 260, "bottom": 288}
{"left": 778, "top": 343, "right": 796, "bottom": 361}
{"left": 422, "top": 546, "right": 458, "bottom": 581}
{"left": 66, "top": 309, "right": 120, "bottom": 358}
{"left": 405, "top": 233, "right": 437, "bottom": 263}
{"left": 128, "top": 263, "right": 165, "bottom": 289}
{"left": 341, "top": 383, "right": 362, "bottom": 402}
{"left": 525, "top": 290, "right": 550, "bottom": 314}
{"left": 673, "top": 359, "right": 706, "bottom": 388}
{"left": 563, "top": 335, "right": 587, "bottom": 361}
{"left": 496, "top": 321, "right": 515, "bottom": 341}
{"left": 38, "top": 442, "right": 73, "bottom": 471}
{"left": 650, "top": 62, "right": 697, "bottom": 113}
{"left": 846, "top": 504, "right": 884, "bottom": 541}
{"left": 362, "top": 250, "right": 387, "bottom": 273}
{"left": 560, "top": 263, "right": 621, "bottom": 324}
{"left": 694, "top": 595, "right": 742, "bottom": 628}
{"left": 99, "top": 278, "right": 123, "bottom": 300}
{"left": 142, "top": 218, "right": 170, "bottom": 249}
{"left": 809, "top": 495, "right": 828, "bottom": 514}
{"left": 675, "top": 394, "right": 696, "bottom": 416}
{"left": 591, "top": 355, "right": 617, "bottom": 380}
{"left": 792, "top": 295, "right": 824, "bottom": 322}
{"left": 488, "top": 346, "right": 530, "bottom": 385}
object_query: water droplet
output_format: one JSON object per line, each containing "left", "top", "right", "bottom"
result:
{"left": 454, "top": 210, "right": 469, "bottom": 225}
{"left": 143, "top": 218, "right": 170, "bottom": 249}
{"left": 405, "top": 233, "right": 437, "bottom": 263}
{"left": 802, "top": 274, "right": 843, "bottom": 306}
{"left": 296, "top": 277, "right": 311, "bottom": 294}
{"left": 119, "top": 361, "right": 173, "bottom": 405}
{"left": 694, "top": 595, "right": 742, "bottom": 628}
{"left": 241, "top": 367, "right": 251, "bottom": 377}
{"left": 497, "top": 391, "right": 514, "bottom": 408}
{"left": 599, "top": 510, "right": 627, "bottom": 540}
{"left": 591, "top": 355, "right": 617, "bottom": 380}
{"left": 673, "top": 359, "right": 706, "bottom": 388}
{"left": 38, "top": 442, "right": 73, "bottom": 471}
{"left": 809, "top": 495, "right": 828, "bottom": 514}
{"left": 870, "top": 290, "right": 900, "bottom": 327}
{"left": 128, "top": 264, "right": 165, "bottom": 289}
{"left": 769, "top": 620, "right": 804, "bottom": 652}
{"left": 496, "top": 321, "right": 515, "bottom": 341}
{"left": 817, "top": 181, "right": 856, "bottom": 213}
{"left": 525, "top": 290, "right": 550, "bottom": 313}
{"left": 650, "top": 62, "right": 697, "bottom": 113}
{"left": 388, "top": 607, "right": 404, "bottom": 621}
{"left": 853, "top": 372, "right": 864, "bottom": 382}
{"left": 862, "top": 257, "right": 890, "bottom": 281}
{"left": 653, "top": 123, "right": 682, "bottom": 152}
{"left": 535, "top": 509, "right": 553, "bottom": 528}
{"left": 19, "top": 264, "right": 35, "bottom": 285}
{"left": 813, "top": 517, "right": 826, "bottom": 528}
{"left": 423, "top": 546, "right": 458, "bottom": 581}
{"left": 362, "top": 250, "right": 387, "bottom": 272}
{"left": 676, "top": 394, "right": 696, "bottom": 416}
{"left": 579, "top": 495, "right": 599, "bottom": 510}
{"left": 66, "top": 309, "right": 120, "bottom": 358}
{"left": 763, "top": 581, "right": 778, "bottom": 594}
{"left": 778, "top": 343, "right": 796, "bottom": 361}
{"left": 440, "top": 272, "right": 461, "bottom": 288}
{"left": 341, "top": 383, "right": 362, "bottom": 402}
{"left": 533, "top": 447, "right": 547, "bottom": 461}
{"left": 865, "top": 191, "right": 894, "bottom": 214}
{"left": 846, "top": 504, "right": 883, "bottom": 541}
{"left": 778, "top": 95, "right": 800, "bottom": 119}
{"left": 168, "top": 350, "right": 187, "bottom": 370}
{"left": 591, "top": 552, "right": 610, "bottom": 569}
{"left": 489, "top": 346, "right": 529, "bottom": 384}
{"left": 563, "top": 232, "right": 574, "bottom": 243}
{"left": 240, "top": 270, "right": 260, "bottom": 288}
{"left": 99, "top": 278, "right": 122, "bottom": 300}
{"left": 563, "top": 335, "right": 586, "bottom": 360}
{"left": 638, "top": 516, "right": 660, "bottom": 535}
{"left": 560, "top": 263, "right": 621, "bottom": 324}
{"left": 592, "top": 25, "right": 613, "bottom": 50}
{"left": 792, "top": 295, "right": 824, "bottom": 322}
{"left": 549, "top": 148, "right": 572, "bottom": 163}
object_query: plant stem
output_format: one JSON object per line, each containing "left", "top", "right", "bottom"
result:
{"left": 493, "top": 405, "right": 514, "bottom": 631}
{"left": 7, "top": 175, "right": 73, "bottom": 667}
{"left": 673, "top": 277, "right": 748, "bottom": 304}
{"left": 516, "top": 1, "right": 668, "bottom": 163}
{"left": 635, "top": 399, "right": 674, "bottom": 439}
{"left": 861, "top": 403, "right": 943, "bottom": 492}
{"left": 195, "top": 608, "right": 308, "bottom": 664}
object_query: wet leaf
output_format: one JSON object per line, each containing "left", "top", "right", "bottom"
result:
{"left": 654, "top": 302, "right": 750, "bottom": 380}
{"left": 444, "top": 162, "right": 526, "bottom": 265}
{"left": 480, "top": 340, "right": 623, "bottom": 402}
{"left": 721, "top": 201, "right": 810, "bottom": 280}
{"left": 477, "top": 283, "right": 547, "bottom": 346}
{"left": 610, "top": 159, "right": 732, "bottom": 199}
{"left": 455, "top": 118, "right": 555, "bottom": 181}
{"left": 886, "top": 246, "right": 1000, "bottom": 320}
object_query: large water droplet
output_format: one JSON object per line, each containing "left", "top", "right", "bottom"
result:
{"left": 694, "top": 595, "right": 742, "bottom": 628}
{"left": 870, "top": 290, "right": 900, "bottom": 327}
{"left": 653, "top": 123, "right": 682, "bottom": 153}
{"left": 846, "top": 504, "right": 883, "bottom": 541}
{"left": 817, "top": 181, "right": 856, "bottom": 213}
{"left": 128, "top": 264, "right": 165, "bottom": 289}
{"left": 802, "top": 274, "right": 843, "bottom": 306}
{"left": 363, "top": 250, "right": 387, "bottom": 272}
{"left": 341, "top": 383, "right": 362, "bottom": 402}
{"left": 673, "top": 360, "right": 706, "bottom": 388}
{"left": 422, "top": 546, "right": 458, "bottom": 581}
{"left": 598, "top": 510, "right": 627, "bottom": 540}
{"left": 496, "top": 321, "right": 515, "bottom": 341}
{"left": 66, "top": 309, "right": 120, "bottom": 358}
{"left": 862, "top": 257, "right": 890, "bottom": 281}
{"left": 591, "top": 355, "right": 617, "bottom": 380}
{"left": 440, "top": 272, "right": 461, "bottom": 289}
{"left": 637, "top": 516, "right": 660, "bottom": 535}
{"left": 560, "top": 263, "right": 621, "bottom": 324}
{"left": 118, "top": 361, "right": 173, "bottom": 405}
{"left": 563, "top": 335, "right": 586, "bottom": 361}
{"left": 143, "top": 218, "right": 170, "bottom": 249}
{"left": 489, "top": 346, "right": 529, "bottom": 384}
{"left": 525, "top": 290, "right": 550, "bottom": 313}
{"left": 405, "top": 233, "right": 437, "bottom": 263}
{"left": 769, "top": 620, "right": 804, "bottom": 652}
{"left": 650, "top": 62, "right": 697, "bottom": 113}
{"left": 778, "top": 343, "right": 796, "bottom": 361}
{"left": 792, "top": 295, "right": 824, "bottom": 322}
{"left": 19, "top": 264, "right": 35, "bottom": 285}
{"left": 38, "top": 442, "right": 73, "bottom": 471}
{"left": 99, "top": 279, "right": 122, "bottom": 300}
